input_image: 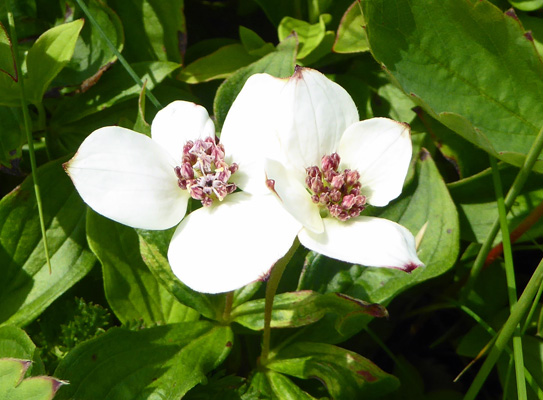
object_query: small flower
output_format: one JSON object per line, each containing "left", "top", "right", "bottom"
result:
{"left": 245, "top": 67, "right": 423, "bottom": 271}
{"left": 64, "top": 100, "right": 299, "bottom": 294}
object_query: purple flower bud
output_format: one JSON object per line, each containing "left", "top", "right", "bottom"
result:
{"left": 213, "top": 183, "right": 228, "bottom": 201}
{"left": 345, "top": 170, "right": 360, "bottom": 186}
{"left": 330, "top": 189, "right": 342, "bottom": 203}
{"left": 311, "top": 194, "right": 319, "bottom": 203}
{"left": 181, "top": 162, "right": 194, "bottom": 179}
{"left": 229, "top": 163, "right": 239, "bottom": 174}
{"left": 342, "top": 194, "right": 355, "bottom": 209}
{"left": 201, "top": 197, "right": 213, "bottom": 207}
{"left": 331, "top": 174, "right": 344, "bottom": 189}
{"left": 322, "top": 153, "right": 340, "bottom": 171}
{"left": 310, "top": 177, "right": 324, "bottom": 194}
{"left": 329, "top": 204, "right": 341, "bottom": 217}
{"left": 190, "top": 186, "right": 205, "bottom": 200}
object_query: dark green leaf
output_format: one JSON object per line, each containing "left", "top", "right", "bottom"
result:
{"left": 51, "top": 61, "right": 179, "bottom": 125}
{"left": 362, "top": 0, "right": 543, "bottom": 171}
{"left": 268, "top": 342, "right": 399, "bottom": 399}
{"left": 0, "top": 21, "right": 16, "bottom": 80}
{"left": 246, "top": 371, "right": 317, "bottom": 399}
{"left": 239, "top": 26, "right": 275, "bottom": 57}
{"left": 214, "top": 35, "right": 298, "bottom": 129}
{"left": 87, "top": 211, "right": 199, "bottom": 326}
{"left": 54, "top": 321, "right": 233, "bottom": 399}
{"left": 107, "top": 0, "right": 185, "bottom": 63}
{"left": 0, "top": 158, "right": 96, "bottom": 327}
{"left": 0, "top": 106, "right": 24, "bottom": 168}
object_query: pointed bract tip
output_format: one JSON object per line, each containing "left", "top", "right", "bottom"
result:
{"left": 525, "top": 31, "right": 534, "bottom": 41}
{"left": 52, "top": 378, "right": 70, "bottom": 394}
{"left": 292, "top": 65, "right": 305, "bottom": 79}
{"left": 419, "top": 148, "right": 430, "bottom": 161}
{"left": 505, "top": 8, "right": 518, "bottom": 20}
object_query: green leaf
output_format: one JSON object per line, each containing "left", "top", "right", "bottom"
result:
{"left": 268, "top": 342, "right": 400, "bottom": 399}
{"left": 231, "top": 291, "right": 386, "bottom": 331}
{"left": 25, "top": 19, "right": 84, "bottom": 104}
{"left": 250, "top": 0, "right": 304, "bottom": 26}
{"left": 362, "top": 0, "right": 543, "bottom": 171}
{"left": 214, "top": 35, "right": 298, "bottom": 129}
{"left": 0, "top": 106, "right": 24, "bottom": 168}
{"left": 55, "top": 0, "right": 124, "bottom": 86}
{"left": 0, "top": 358, "right": 65, "bottom": 400}
{"left": 278, "top": 14, "right": 328, "bottom": 59}
{"left": 0, "top": 21, "right": 16, "bottom": 80}
{"left": 54, "top": 321, "right": 233, "bottom": 399}
{"left": 138, "top": 229, "right": 223, "bottom": 320}
{"left": 247, "top": 371, "right": 317, "bottom": 399}
{"left": 178, "top": 44, "right": 259, "bottom": 84}
{"left": 87, "top": 211, "right": 199, "bottom": 326}
{"left": 508, "top": 0, "right": 543, "bottom": 11}
{"left": 0, "top": 158, "right": 96, "bottom": 327}
{"left": 51, "top": 61, "right": 179, "bottom": 125}
{"left": 448, "top": 164, "right": 543, "bottom": 243}
{"left": 333, "top": 1, "right": 369, "bottom": 54}
{"left": 0, "top": 326, "right": 44, "bottom": 375}
{"left": 239, "top": 26, "right": 275, "bottom": 57}
{"left": 107, "top": 0, "right": 185, "bottom": 63}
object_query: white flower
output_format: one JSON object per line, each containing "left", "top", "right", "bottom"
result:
{"left": 243, "top": 67, "right": 423, "bottom": 271}
{"left": 65, "top": 100, "right": 300, "bottom": 294}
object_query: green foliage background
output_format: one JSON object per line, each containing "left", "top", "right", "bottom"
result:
{"left": 0, "top": 0, "right": 542, "bottom": 399}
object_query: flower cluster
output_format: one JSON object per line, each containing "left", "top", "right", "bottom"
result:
{"left": 65, "top": 66, "right": 423, "bottom": 294}
{"left": 174, "top": 137, "right": 238, "bottom": 206}
{"left": 306, "top": 153, "right": 366, "bottom": 221}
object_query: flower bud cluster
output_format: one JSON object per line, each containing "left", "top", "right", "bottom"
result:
{"left": 306, "top": 153, "right": 366, "bottom": 221}
{"left": 174, "top": 137, "right": 238, "bottom": 206}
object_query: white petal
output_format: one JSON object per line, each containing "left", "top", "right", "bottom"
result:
{"left": 220, "top": 73, "right": 287, "bottom": 195}
{"left": 168, "top": 192, "right": 301, "bottom": 294}
{"left": 151, "top": 101, "right": 216, "bottom": 162}
{"left": 338, "top": 118, "right": 412, "bottom": 206}
{"left": 274, "top": 67, "right": 359, "bottom": 171}
{"left": 298, "top": 216, "right": 423, "bottom": 271}
{"left": 66, "top": 126, "right": 188, "bottom": 230}
{"left": 265, "top": 158, "right": 324, "bottom": 234}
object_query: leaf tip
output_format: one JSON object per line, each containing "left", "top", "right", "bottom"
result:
{"left": 504, "top": 8, "right": 518, "bottom": 20}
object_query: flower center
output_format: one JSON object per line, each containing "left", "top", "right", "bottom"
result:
{"left": 174, "top": 137, "right": 238, "bottom": 207}
{"left": 306, "top": 153, "right": 366, "bottom": 221}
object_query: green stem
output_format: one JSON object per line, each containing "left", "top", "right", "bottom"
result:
{"left": 7, "top": 8, "right": 52, "bottom": 274}
{"left": 73, "top": 0, "right": 162, "bottom": 110}
{"left": 489, "top": 155, "right": 526, "bottom": 400}
{"left": 260, "top": 238, "right": 300, "bottom": 366}
{"left": 222, "top": 291, "right": 234, "bottom": 322}
{"left": 462, "top": 126, "right": 543, "bottom": 298}
{"left": 464, "top": 255, "right": 543, "bottom": 400}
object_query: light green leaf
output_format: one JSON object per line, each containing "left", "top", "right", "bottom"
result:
{"left": 509, "top": 0, "right": 543, "bottom": 11}
{"left": 51, "top": 61, "right": 179, "bottom": 125}
{"left": 178, "top": 44, "right": 259, "bottom": 84}
{"left": 0, "top": 358, "right": 65, "bottom": 400}
{"left": 239, "top": 26, "right": 275, "bottom": 57}
{"left": 333, "top": 1, "right": 369, "bottom": 54}
{"left": 268, "top": 342, "right": 399, "bottom": 399}
{"left": 278, "top": 14, "right": 328, "bottom": 59}
{"left": 137, "top": 229, "right": 224, "bottom": 320}
{"left": 107, "top": 0, "right": 185, "bottom": 63}
{"left": 0, "top": 158, "right": 96, "bottom": 327}
{"left": 231, "top": 291, "right": 386, "bottom": 331}
{"left": 362, "top": 0, "right": 543, "bottom": 170}
{"left": 54, "top": 322, "right": 233, "bottom": 399}
{"left": 0, "top": 21, "right": 16, "bottom": 80}
{"left": 214, "top": 35, "right": 298, "bottom": 129}
{"left": 26, "top": 19, "right": 84, "bottom": 104}
{"left": 87, "top": 211, "right": 199, "bottom": 326}
{"left": 0, "top": 326, "right": 44, "bottom": 375}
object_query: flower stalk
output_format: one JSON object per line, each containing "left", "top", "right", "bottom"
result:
{"left": 260, "top": 238, "right": 300, "bottom": 366}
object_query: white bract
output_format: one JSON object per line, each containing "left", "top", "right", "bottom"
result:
{"left": 246, "top": 67, "right": 423, "bottom": 271}
{"left": 65, "top": 100, "right": 299, "bottom": 294}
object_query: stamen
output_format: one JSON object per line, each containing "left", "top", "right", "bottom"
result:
{"left": 306, "top": 152, "right": 366, "bottom": 221}
{"left": 174, "top": 137, "right": 238, "bottom": 206}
